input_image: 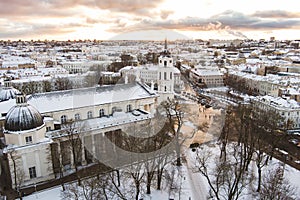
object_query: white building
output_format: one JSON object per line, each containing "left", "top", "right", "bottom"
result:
{"left": 252, "top": 95, "right": 300, "bottom": 130}
{"left": 190, "top": 68, "right": 224, "bottom": 88}
{"left": 119, "top": 41, "right": 182, "bottom": 101}
{"left": 1, "top": 83, "right": 158, "bottom": 187}
{"left": 59, "top": 60, "right": 93, "bottom": 74}
{"left": 228, "top": 70, "right": 300, "bottom": 96}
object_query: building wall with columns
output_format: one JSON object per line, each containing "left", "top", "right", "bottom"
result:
{"left": 7, "top": 142, "right": 54, "bottom": 187}
{"left": 2, "top": 83, "right": 158, "bottom": 187}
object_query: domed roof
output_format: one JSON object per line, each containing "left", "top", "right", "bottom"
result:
{"left": 4, "top": 96, "right": 44, "bottom": 132}
{"left": 0, "top": 87, "right": 19, "bottom": 102}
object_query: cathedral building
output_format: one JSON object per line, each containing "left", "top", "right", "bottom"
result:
{"left": 0, "top": 82, "right": 158, "bottom": 188}
{"left": 0, "top": 41, "right": 180, "bottom": 191}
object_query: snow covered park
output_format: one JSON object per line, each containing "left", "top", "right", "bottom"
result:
{"left": 23, "top": 140, "right": 300, "bottom": 200}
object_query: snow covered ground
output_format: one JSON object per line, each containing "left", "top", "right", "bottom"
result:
{"left": 23, "top": 167, "right": 195, "bottom": 200}
{"left": 22, "top": 143, "right": 300, "bottom": 200}
{"left": 23, "top": 187, "right": 62, "bottom": 200}
{"left": 187, "top": 142, "right": 300, "bottom": 199}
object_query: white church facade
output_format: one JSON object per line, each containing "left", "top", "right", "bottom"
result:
{"left": 0, "top": 82, "right": 158, "bottom": 188}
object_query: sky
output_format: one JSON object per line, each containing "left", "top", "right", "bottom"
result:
{"left": 0, "top": 0, "right": 300, "bottom": 41}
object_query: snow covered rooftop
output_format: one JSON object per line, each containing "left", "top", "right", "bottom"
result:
{"left": 27, "top": 83, "right": 156, "bottom": 113}
{"left": 191, "top": 69, "right": 223, "bottom": 76}
{"left": 119, "top": 64, "right": 180, "bottom": 74}
{"left": 1, "top": 55, "right": 36, "bottom": 68}
{"left": 255, "top": 95, "right": 300, "bottom": 110}
{"left": 0, "top": 83, "right": 156, "bottom": 115}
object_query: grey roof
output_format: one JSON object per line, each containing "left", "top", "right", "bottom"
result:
{"left": 0, "top": 83, "right": 156, "bottom": 116}
{"left": 27, "top": 83, "right": 155, "bottom": 113}
{"left": 0, "top": 87, "right": 19, "bottom": 102}
{"left": 4, "top": 103, "right": 44, "bottom": 132}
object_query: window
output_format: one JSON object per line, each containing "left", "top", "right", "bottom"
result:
{"left": 87, "top": 111, "right": 93, "bottom": 119}
{"left": 61, "top": 115, "right": 67, "bottom": 124}
{"left": 75, "top": 113, "right": 80, "bottom": 121}
{"left": 112, "top": 107, "right": 117, "bottom": 114}
{"left": 170, "top": 72, "right": 172, "bottom": 80}
{"left": 99, "top": 109, "right": 105, "bottom": 117}
{"left": 46, "top": 127, "right": 51, "bottom": 132}
{"left": 126, "top": 104, "right": 132, "bottom": 112}
{"left": 164, "top": 72, "right": 167, "bottom": 80}
{"left": 25, "top": 136, "right": 32, "bottom": 144}
{"left": 29, "top": 167, "right": 37, "bottom": 179}
{"left": 164, "top": 60, "right": 167, "bottom": 66}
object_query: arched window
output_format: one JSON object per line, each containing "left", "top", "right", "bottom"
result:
{"left": 126, "top": 104, "right": 132, "bottom": 112}
{"left": 99, "top": 109, "right": 105, "bottom": 117}
{"left": 61, "top": 115, "right": 67, "bottom": 124}
{"left": 165, "top": 86, "right": 167, "bottom": 92}
{"left": 87, "top": 111, "right": 93, "bottom": 119}
{"left": 75, "top": 113, "right": 80, "bottom": 121}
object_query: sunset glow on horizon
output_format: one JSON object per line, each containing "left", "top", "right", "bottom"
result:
{"left": 0, "top": 0, "right": 299, "bottom": 41}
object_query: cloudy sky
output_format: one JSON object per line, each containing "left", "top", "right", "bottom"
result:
{"left": 1, "top": 0, "right": 300, "bottom": 40}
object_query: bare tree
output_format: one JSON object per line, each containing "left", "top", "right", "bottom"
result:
{"left": 61, "top": 121, "right": 85, "bottom": 185}
{"left": 49, "top": 142, "right": 66, "bottom": 190}
{"left": 259, "top": 165, "right": 296, "bottom": 200}
{"left": 251, "top": 107, "right": 286, "bottom": 192}
{"left": 161, "top": 99, "right": 196, "bottom": 166}
{"left": 62, "top": 171, "right": 127, "bottom": 200}
{"left": 55, "top": 77, "right": 72, "bottom": 91}
{"left": 129, "top": 165, "right": 145, "bottom": 200}
{"left": 161, "top": 99, "right": 184, "bottom": 165}
{"left": 165, "top": 165, "right": 184, "bottom": 200}
{"left": 42, "top": 80, "right": 52, "bottom": 92}
{"left": 21, "top": 81, "right": 38, "bottom": 94}
{"left": 142, "top": 117, "right": 174, "bottom": 194}
{"left": 84, "top": 73, "right": 98, "bottom": 87}
{"left": 7, "top": 149, "right": 25, "bottom": 199}
{"left": 196, "top": 142, "right": 255, "bottom": 200}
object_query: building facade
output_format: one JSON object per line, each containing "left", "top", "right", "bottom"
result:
{"left": 252, "top": 95, "right": 300, "bottom": 130}
{"left": 119, "top": 43, "right": 182, "bottom": 101}
{"left": 190, "top": 68, "right": 224, "bottom": 88}
{"left": 1, "top": 83, "right": 158, "bottom": 188}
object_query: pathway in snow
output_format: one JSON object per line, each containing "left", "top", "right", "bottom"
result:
{"left": 185, "top": 151, "right": 208, "bottom": 200}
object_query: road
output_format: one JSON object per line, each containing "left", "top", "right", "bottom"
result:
{"left": 185, "top": 150, "right": 208, "bottom": 200}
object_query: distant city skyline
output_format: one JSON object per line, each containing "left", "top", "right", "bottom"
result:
{"left": 1, "top": 0, "right": 300, "bottom": 41}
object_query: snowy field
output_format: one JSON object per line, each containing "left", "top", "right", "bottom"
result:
{"left": 23, "top": 142, "right": 300, "bottom": 200}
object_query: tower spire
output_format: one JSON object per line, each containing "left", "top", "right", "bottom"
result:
{"left": 164, "top": 38, "right": 168, "bottom": 50}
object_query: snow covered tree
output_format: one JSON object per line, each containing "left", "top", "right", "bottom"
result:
{"left": 196, "top": 142, "right": 255, "bottom": 200}
{"left": 61, "top": 120, "right": 85, "bottom": 185}
{"left": 259, "top": 165, "right": 296, "bottom": 200}
{"left": 161, "top": 99, "right": 184, "bottom": 166}
{"left": 62, "top": 171, "right": 127, "bottom": 200}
